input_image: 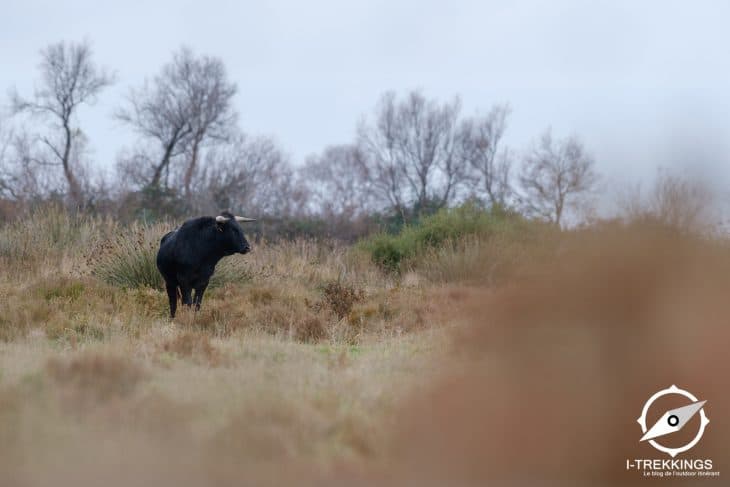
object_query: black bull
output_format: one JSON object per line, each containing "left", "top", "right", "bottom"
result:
{"left": 156, "top": 212, "right": 255, "bottom": 318}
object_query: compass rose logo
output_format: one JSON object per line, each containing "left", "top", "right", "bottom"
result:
{"left": 637, "top": 385, "right": 710, "bottom": 458}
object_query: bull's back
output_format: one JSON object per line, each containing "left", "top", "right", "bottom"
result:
{"left": 160, "top": 230, "right": 176, "bottom": 246}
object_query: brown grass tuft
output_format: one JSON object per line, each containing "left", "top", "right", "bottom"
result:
{"left": 249, "top": 286, "right": 276, "bottom": 306}
{"left": 161, "top": 331, "right": 224, "bottom": 366}
{"left": 0, "top": 315, "right": 28, "bottom": 342}
{"left": 322, "top": 280, "right": 364, "bottom": 319}
{"left": 293, "top": 314, "right": 327, "bottom": 343}
{"left": 46, "top": 352, "right": 146, "bottom": 404}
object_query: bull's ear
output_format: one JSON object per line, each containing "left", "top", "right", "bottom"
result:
{"left": 215, "top": 215, "right": 228, "bottom": 232}
{"left": 234, "top": 216, "right": 256, "bottom": 222}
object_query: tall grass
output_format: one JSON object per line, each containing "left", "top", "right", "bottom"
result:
{"left": 247, "top": 238, "right": 386, "bottom": 290}
{"left": 0, "top": 206, "right": 110, "bottom": 272}
{"left": 89, "top": 222, "right": 168, "bottom": 289}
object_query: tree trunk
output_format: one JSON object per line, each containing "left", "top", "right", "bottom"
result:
{"left": 61, "top": 121, "right": 82, "bottom": 207}
{"left": 183, "top": 136, "right": 202, "bottom": 197}
{"left": 150, "top": 130, "right": 183, "bottom": 189}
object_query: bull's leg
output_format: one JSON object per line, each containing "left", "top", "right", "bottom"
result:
{"left": 165, "top": 281, "right": 178, "bottom": 318}
{"left": 180, "top": 285, "right": 193, "bottom": 308}
{"left": 193, "top": 282, "right": 208, "bottom": 311}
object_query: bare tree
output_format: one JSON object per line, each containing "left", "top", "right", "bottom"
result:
{"left": 10, "top": 40, "right": 114, "bottom": 206}
{"left": 116, "top": 47, "right": 236, "bottom": 194}
{"left": 0, "top": 118, "right": 17, "bottom": 199}
{"left": 302, "top": 144, "right": 372, "bottom": 217}
{"left": 0, "top": 121, "right": 26, "bottom": 219}
{"left": 357, "top": 92, "right": 407, "bottom": 214}
{"left": 178, "top": 49, "right": 237, "bottom": 197}
{"left": 0, "top": 117, "right": 62, "bottom": 202}
{"left": 357, "top": 91, "right": 468, "bottom": 217}
{"left": 189, "top": 133, "right": 298, "bottom": 216}
{"left": 115, "top": 146, "right": 158, "bottom": 192}
{"left": 518, "top": 129, "right": 598, "bottom": 226}
{"left": 617, "top": 169, "right": 716, "bottom": 233}
{"left": 458, "top": 104, "right": 513, "bottom": 207}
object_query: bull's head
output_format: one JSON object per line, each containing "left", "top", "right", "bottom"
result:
{"left": 215, "top": 211, "right": 255, "bottom": 255}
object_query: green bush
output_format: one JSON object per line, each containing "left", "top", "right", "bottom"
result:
{"left": 359, "top": 203, "right": 540, "bottom": 273}
{"left": 365, "top": 236, "right": 408, "bottom": 273}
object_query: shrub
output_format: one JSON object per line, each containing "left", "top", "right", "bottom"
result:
{"left": 322, "top": 280, "right": 364, "bottom": 319}
{"left": 365, "top": 236, "right": 408, "bottom": 273}
{"left": 359, "top": 203, "right": 537, "bottom": 273}
{"left": 419, "top": 229, "right": 557, "bottom": 285}
{"left": 88, "top": 222, "right": 167, "bottom": 289}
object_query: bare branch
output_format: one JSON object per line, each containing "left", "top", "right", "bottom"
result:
{"left": 458, "top": 104, "right": 513, "bottom": 207}
{"left": 116, "top": 46, "right": 237, "bottom": 194}
{"left": 9, "top": 40, "right": 114, "bottom": 206}
{"left": 357, "top": 90, "right": 469, "bottom": 218}
{"left": 301, "top": 144, "right": 372, "bottom": 217}
{"left": 518, "top": 129, "right": 598, "bottom": 226}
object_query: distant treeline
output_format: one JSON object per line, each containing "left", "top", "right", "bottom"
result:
{"left": 2, "top": 39, "right": 625, "bottom": 240}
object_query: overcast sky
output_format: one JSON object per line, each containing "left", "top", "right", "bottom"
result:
{"left": 2, "top": 0, "right": 730, "bottom": 194}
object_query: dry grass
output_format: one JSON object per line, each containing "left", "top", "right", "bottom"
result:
{"left": 0, "top": 211, "right": 450, "bottom": 485}
{"left": 1, "top": 210, "right": 728, "bottom": 486}
{"left": 0, "top": 328, "right": 445, "bottom": 486}
{"left": 46, "top": 352, "right": 146, "bottom": 404}
{"left": 419, "top": 229, "right": 557, "bottom": 284}
{"left": 160, "top": 331, "right": 225, "bottom": 366}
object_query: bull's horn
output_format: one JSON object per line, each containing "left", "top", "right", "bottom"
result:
{"left": 216, "top": 215, "right": 230, "bottom": 223}
{"left": 234, "top": 216, "right": 256, "bottom": 222}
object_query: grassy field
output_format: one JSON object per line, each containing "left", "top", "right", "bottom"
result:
{"left": 1, "top": 209, "right": 729, "bottom": 486}
{"left": 0, "top": 209, "right": 464, "bottom": 485}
